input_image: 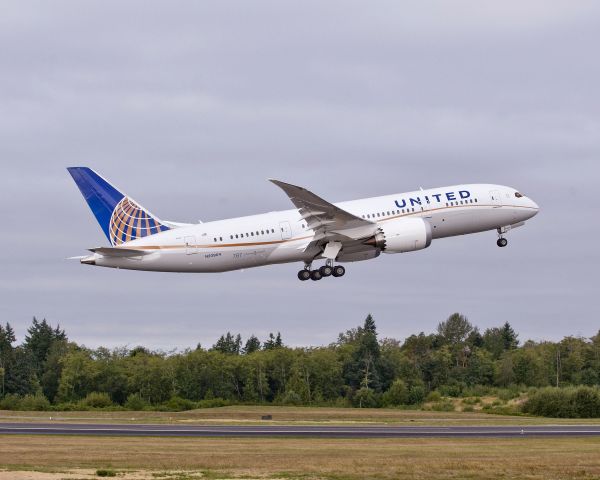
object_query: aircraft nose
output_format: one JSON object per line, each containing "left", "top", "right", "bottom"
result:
{"left": 528, "top": 198, "right": 540, "bottom": 215}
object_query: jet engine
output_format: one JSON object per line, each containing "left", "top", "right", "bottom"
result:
{"left": 365, "top": 218, "right": 432, "bottom": 253}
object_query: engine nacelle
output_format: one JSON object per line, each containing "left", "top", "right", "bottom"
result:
{"left": 366, "top": 218, "right": 432, "bottom": 253}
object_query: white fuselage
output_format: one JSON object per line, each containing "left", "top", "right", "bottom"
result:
{"left": 85, "top": 184, "right": 539, "bottom": 273}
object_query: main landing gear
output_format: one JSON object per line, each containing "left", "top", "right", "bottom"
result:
{"left": 496, "top": 227, "right": 508, "bottom": 248}
{"left": 297, "top": 260, "right": 345, "bottom": 281}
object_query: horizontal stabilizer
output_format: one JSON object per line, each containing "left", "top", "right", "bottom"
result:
{"left": 89, "top": 247, "right": 152, "bottom": 258}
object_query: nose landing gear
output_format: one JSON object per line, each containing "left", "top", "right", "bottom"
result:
{"left": 496, "top": 227, "right": 508, "bottom": 247}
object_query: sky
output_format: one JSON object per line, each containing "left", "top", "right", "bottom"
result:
{"left": 1, "top": 1, "right": 599, "bottom": 350}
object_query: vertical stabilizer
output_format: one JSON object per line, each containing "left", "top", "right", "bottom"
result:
{"left": 67, "top": 167, "right": 170, "bottom": 246}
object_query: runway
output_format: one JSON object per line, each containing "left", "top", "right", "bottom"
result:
{"left": 1, "top": 422, "right": 600, "bottom": 438}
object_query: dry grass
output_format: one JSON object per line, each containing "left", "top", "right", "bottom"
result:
{"left": 1, "top": 405, "right": 600, "bottom": 426}
{"left": 1, "top": 435, "right": 600, "bottom": 479}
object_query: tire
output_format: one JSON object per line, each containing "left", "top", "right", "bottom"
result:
{"left": 320, "top": 265, "right": 333, "bottom": 277}
{"left": 310, "top": 270, "right": 323, "bottom": 281}
{"left": 332, "top": 265, "right": 346, "bottom": 277}
{"left": 497, "top": 238, "right": 508, "bottom": 248}
{"left": 298, "top": 270, "right": 311, "bottom": 281}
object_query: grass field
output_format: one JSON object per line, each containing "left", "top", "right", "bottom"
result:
{"left": 3, "top": 406, "right": 600, "bottom": 479}
{"left": 2, "top": 405, "right": 600, "bottom": 425}
{"left": 1, "top": 435, "right": 600, "bottom": 479}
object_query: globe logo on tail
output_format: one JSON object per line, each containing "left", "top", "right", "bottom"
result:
{"left": 109, "top": 197, "right": 169, "bottom": 246}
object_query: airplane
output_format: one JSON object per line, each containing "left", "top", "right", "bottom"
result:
{"left": 67, "top": 167, "right": 539, "bottom": 281}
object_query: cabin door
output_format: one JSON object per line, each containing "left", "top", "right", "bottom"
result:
{"left": 184, "top": 236, "right": 197, "bottom": 255}
{"left": 489, "top": 190, "right": 502, "bottom": 207}
{"left": 279, "top": 221, "right": 292, "bottom": 240}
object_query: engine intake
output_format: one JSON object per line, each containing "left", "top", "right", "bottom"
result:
{"left": 365, "top": 218, "right": 432, "bottom": 253}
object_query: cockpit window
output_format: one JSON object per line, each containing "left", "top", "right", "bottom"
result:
{"left": 515, "top": 192, "right": 524, "bottom": 198}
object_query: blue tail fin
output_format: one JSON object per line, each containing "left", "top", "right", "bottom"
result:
{"left": 68, "top": 167, "right": 170, "bottom": 246}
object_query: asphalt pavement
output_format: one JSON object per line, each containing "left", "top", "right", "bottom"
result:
{"left": 1, "top": 422, "right": 600, "bottom": 438}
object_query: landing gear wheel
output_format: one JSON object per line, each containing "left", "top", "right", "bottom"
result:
{"left": 497, "top": 238, "right": 508, "bottom": 248}
{"left": 310, "top": 270, "right": 323, "bottom": 281}
{"left": 297, "top": 270, "right": 311, "bottom": 281}
{"left": 319, "top": 265, "right": 333, "bottom": 277}
{"left": 332, "top": 265, "right": 346, "bottom": 277}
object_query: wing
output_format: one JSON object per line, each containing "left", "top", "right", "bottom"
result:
{"left": 269, "top": 179, "right": 377, "bottom": 242}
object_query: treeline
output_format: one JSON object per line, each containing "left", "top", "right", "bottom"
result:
{"left": 0, "top": 314, "right": 599, "bottom": 416}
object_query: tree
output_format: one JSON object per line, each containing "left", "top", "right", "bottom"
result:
{"left": 263, "top": 332, "right": 283, "bottom": 350}
{"left": 382, "top": 379, "right": 409, "bottom": 406}
{"left": 340, "top": 315, "right": 383, "bottom": 393}
{"left": 437, "top": 313, "right": 473, "bottom": 346}
{"left": 243, "top": 335, "right": 261, "bottom": 354}
{"left": 501, "top": 322, "right": 519, "bottom": 350}
{"left": 212, "top": 332, "right": 242, "bottom": 355}
{"left": 5, "top": 347, "right": 39, "bottom": 396}
{"left": 24, "top": 318, "right": 66, "bottom": 373}
{"left": 0, "top": 323, "right": 16, "bottom": 396}
{"left": 437, "top": 313, "right": 473, "bottom": 367}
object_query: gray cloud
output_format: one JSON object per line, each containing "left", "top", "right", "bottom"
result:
{"left": 1, "top": 1, "right": 598, "bottom": 349}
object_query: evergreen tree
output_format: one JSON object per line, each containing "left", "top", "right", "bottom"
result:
{"left": 4, "top": 347, "right": 39, "bottom": 396}
{"left": 501, "top": 322, "right": 519, "bottom": 350}
{"left": 0, "top": 323, "right": 16, "bottom": 396}
{"left": 24, "top": 317, "right": 66, "bottom": 374}
{"left": 212, "top": 332, "right": 242, "bottom": 354}
{"left": 243, "top": 335, "right": 261, "bottom": 354}
{"left": 341, "top": 315, "right": 383, "bottom": 392}
{"left": 263, "top": 332, "right": 283, "bottom": 350}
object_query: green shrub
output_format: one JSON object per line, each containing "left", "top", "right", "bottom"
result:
{"left": 81, "top": 392, "right": 114, "bottom": 409}
{"left": 573, "top": 387, "right": 600, "bottom": 418}
{"left": 439, "top": 382, "right": 465, "bottom": 398}
{"left": 498, "top": 386, "right": 521, "bottom": 402}
{"left": 196, "top": 397, "right": 230, "bottom": 409}
{"left": 382, "top": 379, "right": 409, "bottom": 406}
{"left": 163, "top": 396, "right": 196, "bottom": 411}
{"left": 281, "top": 390, "right": 303, "bottom": 406}
{"left": 96, "top": 469, "right": 116, "bottom": 477}
{"left": 0, "top": 394, "right": 22, "bottom": 410}
{"left": 20, "top": 394, "right": 51, "bottom": 411}
{"left": 426, "top": 390, "right": 441, "bottom": 402}
{"left": 353, "top": 387, "right": 379, "bottom": 408}
{"left": 429, "top": 400, "right": 455, "bottom": 412}
{"left": 462, "top": 405, "right": 474, "bottom": 412}
{"left": 408, "top": 385, "right": 426, "bottom": 405}
{"left": 523, "top": 387, "right": 600, "bottom": 418}
{"left": 124, "top": 393, "right": 149, "bottom": 411}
